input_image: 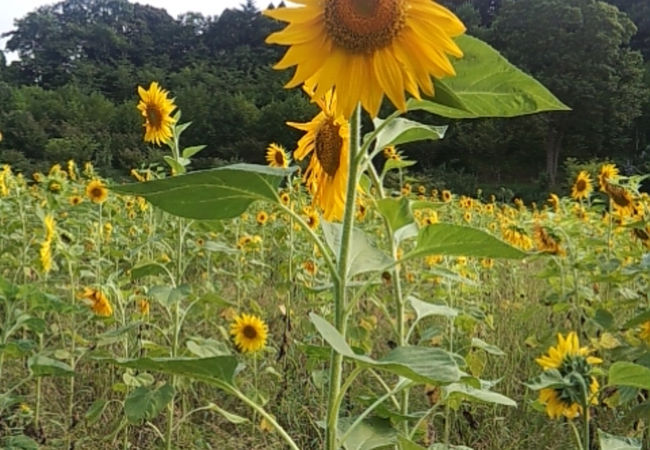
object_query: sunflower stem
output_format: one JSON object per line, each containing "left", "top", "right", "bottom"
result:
{"left": 325, "top": 104, "right": 361, "bottom": 450}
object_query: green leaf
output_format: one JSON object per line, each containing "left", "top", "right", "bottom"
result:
{"left": 182, "top": 145, "right": 206, "bottom": 159}
{"left": 471, "top": 338, "right": 505, "bottom": 356}
{"left": 1, "top": 435, "right": 40, "bottom": 450}
{"left": 339, "top": 417, "right": 397, "bottom": 450}
{"left": 124, "top": 384, "right": 174, "bottom": 423}
{"left": 376, "top": 198, "right": 414, "bottom": 235}
{"left": 186, "top": 338, "right": 232, "bottom": 357}
{"left": 163, "top": 156, "right": 187, "bottom": 175}
{"left": 409, "top": 295, "right": 458, "bottom": 320}
{"left": 130, "top": 262, "right": 169, "bottom": 280}
{"left": 443, "top": 382, "right": 516, "bottom": 407}
{"left": 608, "top": 362, "right": 650, "bottom": 390}
{"left": 321, "top": 221, "right": 392, "bottom": 278}
{"left": 597, "top": 429, "right": 642, "bottom": 450}
{"left": 397, "top": 436, "right": 427, "bottom": 450}
{"left": 372, "top": 117, "right": 446, "bottom": 150}
{"left": 28, "top": 355, "right": 74, "bottom": 377}
{"left": 624, "top": 310, "right": 650, "bottom": 329}
{"left": 85, "top": 399, "right": 108, "bottom": 425}
{"left": 310, "top": 313, "right": 461, "bottom": 384}
{"left": 96, "top": 356, "right": 238, "bottom": 387}
{"left": 111, "top": 164, "right": 293, "bottom": 220}
{"left": 148, "top": 284, "right": 190, "bottom": 308}
{"left": 525, "top": 369, "right": 571, "bottom": 391}
{"left": 381, "top": 158, "right": 417, "bottom": 177}
{"left": 207, "top": 402, "right": 249, "bottom": 424}
{"left": 408, "top": 35, "right": 569, "bottom": 118}
{"left": 404, "top": 224, "right": 525, "bottom": 261}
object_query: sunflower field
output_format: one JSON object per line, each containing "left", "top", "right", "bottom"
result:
{"left": 2, "top": 1, "right": 650, "bottom": 450}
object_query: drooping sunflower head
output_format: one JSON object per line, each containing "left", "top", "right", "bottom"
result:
{"left": 532, "top": 224, "right": 564, "bottom": 256}
{"left": 265, "top": 0, "right": 465, "bottom": 118}
{"left": 86, "top": 179, "right": 108, "bottom": 204}
{"left": 604, "top": 183, "right": 635, "bottom": 218}
{"left": 79, "top": 287, "right": 113, "bottom": 317}
{"left": 598, "top": 163, "right": 619, "bottom": 192}
{"left": 230, "top": 313, "right": 268, "bottom": 353}
{"left": 266, "top": 143, "right": 290, "bottom": 168}
{"left": 137, "top": 82, "right": 177, "bottom": 146}
{"left": 289, "top": 88, "right": 349, "bottom": 221}
{"left": 571, "top": 171, "right": 592, "bottom": 201}
{"left": 547, "top": 193, "right": 560, "bottom": 211}
{"left": 535, "top": 332, "right": 601, "bottom": 419}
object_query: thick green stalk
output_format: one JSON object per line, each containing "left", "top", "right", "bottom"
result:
{"left": 325, "top": 105, "right": 361, "bottom": 450}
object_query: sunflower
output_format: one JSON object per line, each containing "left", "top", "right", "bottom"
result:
{"left": 230, "top": 313, "right": 268, "bottom": 353}
{"left": 265, "top": 0, "right": 465, "bottom": 118}
{"left": 598, "top": 163, "right": 619, "bottom": 192}
{"left": 137, "top": 82, "right": 177, "bottom": 145}
{"left": 604, "top": 183, "right": 635, "bottom": 218}
{"left": 441, "top": 190, "right": 452, "bottom": 203}
{"left": 289, "top": 88, "right": 349, "bottom": 221}
{"left": 256, "top": 211, "right": 269, "bottom": 225}
{"left": 535, "top": 332, "right": 601, "bottom": 420}
{"left": 266, "top": 143, "right": 290, "bottom": 168}
{"left": 69, "top": 194, "right": 82, "bottom": 207}
{"left": 39, "top": 240, "right": 53, "bottom": 273}
{"left": 280, "top": 191, "right": 291, "bottom": 206}
{"left": 383, "top": 146, "right": 396, "bottom": 159}
{"left": 533, "top": 224, "right": 564, "bottom": 256}
{"left": 79, "top": 287, "right": 113, "bottom": 317}
{"left": 138, "top": 299, "right": 150, "bottom": 316}
{"left": 304, "top": 206, "right": 320, "bottom": 230}
{"left": 571, "top": 171, "right": 592, "bottom": 201}
{"left": 86, "top": 179, "right": 108, "bottom": 204}
{"left": 639, "top": 321, "right": 650, "bottom": 345}
{"left": 547, "top": 193, "right": 560, "bottom": 212}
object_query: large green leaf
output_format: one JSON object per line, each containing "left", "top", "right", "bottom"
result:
{"left": 372, "top": 117, "right": 446, "bottom": 150}
{"left": 608, "top": 362, "right": 650, "bottom": 390}
{"left": 310, "top": 313, "right": 461, "bottom": 384}
{"left": 28, "top": 355, "right": 74, "bottom": 377}
{"left": 321, "top": 221, "right": 393, "bottom": 278}
{"left": 409, "top": 295, "right": 458, "bottom": 320}
{"left": 339, "top": 417, "right": 397, "bottom": 450}
{"left": 96, "top": 356, "right": 238, "bottom": 387}
{"left": 404, "top": 224, "right": 525, "bottom": 261}
{"left": 408, "top": 35, "right": 569, "bottom": 118}
{"left": 124, "top": 384, "right": 174, "bottom": 423}
{"left": 443, "top": 382, "right": 516, "bottom": 407}
{"left": 376, "top": 197, "right": 414, "bottom": 235}
{"left": 111, "top": 164, "right": 293, "bottom": 220}
{"left": 598, "top": 429, "right": 642, "bottom": 450}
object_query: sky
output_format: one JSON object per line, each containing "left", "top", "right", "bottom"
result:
{"left": 0, "top": 0, "right": 261, "bottom": 59}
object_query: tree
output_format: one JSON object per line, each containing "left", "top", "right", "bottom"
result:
{"left": 491, "top": 0, "right": 647, "bottom": 186}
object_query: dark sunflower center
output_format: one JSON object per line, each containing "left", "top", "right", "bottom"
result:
{"left": 324, "top": 0, "right": 406, "bottom": 54}
{"left": 91, "top": 187, "right": 103, "bottom": 198}
{"left": 274, "top": 150, "right": 285, "bottom": 165}
{"left": 315, "top": 119, "right": 343, "bottom": 177}
{"left": 147, "top": 106, "right": 163, "bottom": 127}
{"left": 576, "top": 179, "right": 586, "bottom": 191}
{"left": 243, "top": 325, "right": 258, "bottom": 339}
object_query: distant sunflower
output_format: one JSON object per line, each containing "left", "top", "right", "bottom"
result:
{"left": 80, "top": 287, "right": 113, "bottom": 317}
{"left": 280, "top": 191, "right": 291, "bottom": 206}
{"left": 598, "top": 163, "right": 619, "bottom": 192}
{"left": 230, "top": 313, "right": 268, "bottom": 353}
{"left": 441, "top": 190, "right": 452, "bottom": 203}
{"left": 547, "top": 193, "right": 560, "bottom": 212}
{"left": 69, "top": 195, "right": 83, "bottom": 206}
{"left": 256, "top": 211, "right": 269, "bottom": 225}
{"left": 264, "top": 0, "right": 466, "bottom": 118}
{"left": 304, "top": 206, "right": 320, "bottom": 230}
{"left": 535, "top": 332, "right": 601, "bottom": 420}
{"left": 289, "top": 88, "right": 349, "bottom": 221}
{"left": 604, "top": 183, "right": 635, "bottom": 218}
{"left": 571, "top": 171, "right": 592, "bottom": 201}
{"left": 137, "top": 82, "right": 177, "bottom": 145}
{"left": 86, "top": 179, "right": 108, "bottom": 204}
{"left": 266, "top": 143, "right": 290, "bottom": 168}
{"left": 533, "top": 224, "right": 564, "bottom": 256}
{"left": 639, "top": 321, "right": 650, "bottom": 345}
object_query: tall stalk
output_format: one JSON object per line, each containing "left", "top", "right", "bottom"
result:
{"left": 325, "top": 105, "right": 361, "bottom": 450}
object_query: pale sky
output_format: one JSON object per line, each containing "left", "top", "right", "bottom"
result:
{"left": 0, "top": 0, "right": 263, "bottom": 58}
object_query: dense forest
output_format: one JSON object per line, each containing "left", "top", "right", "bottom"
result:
{"left": 0, "top": 0, "right": 648, "bottom": 197}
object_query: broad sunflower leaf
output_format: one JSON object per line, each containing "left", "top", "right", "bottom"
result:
{"left": 310, "top": 313, "right": 461, "bottom": 385}
{"left": 381, "top": 158, "right": 417, "bottom": 177}
{"left": 404, "top": 224, "right": 526, "bottom": 261}
{"left": 28, "top": 355, "right": 75, "bottom": 377}
{"left": 111, "top": 164, "right": 293, "bottom": 220}
{"left": 124, "top": 384, "right": 174, "bottom": 424}
{"left": 372, "top": 117, "right": 446, "bottom": 150}
{"left": 376, "top": 197, "right": 414, "bottom": 235}
{"left": 471, "top": 338, "right": 505, "bottom": 356}
{"left": 443, "top": 382, "right": 516, "bottom": 407}
{"left": 409, "top": 295, "right": 458, "bottom": 320}
{"left": 597, "top": 429, "right": 642, "bottom": 450}
{"left": 408, "top": 35, "right": 570, "bottom": 118}
{"left": 608, "top": 362, "right": 650, "bottom": 390}
{"left": 397, "top": 437, "right": 427, "bottom": 450}
{"left": 338, "top": 416, "right": 397, "bottom": 450}
{"left": 95, "top": 356, "right": 238, "bottom": 388}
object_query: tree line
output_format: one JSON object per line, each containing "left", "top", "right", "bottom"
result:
{"left": 0, "top": 0, "right": 648, "bottom": 194}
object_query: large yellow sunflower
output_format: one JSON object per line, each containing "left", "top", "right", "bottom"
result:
{"left": 571, "top": 171, "right": 592, "bottom": 201}
{"left": 265, "top": 0, "right": 465, "bottom": 118}
{"left": 230, "top": 313, "right": 268, "bottom": 353}
{"left": 535, "top": 332, "right": 601, "bottom": 420}
{"left": 289, "top": 88, "right": 349, "bottom": 221}
{"left": 266, "top": 143, "right": 290, "bottom": 168}
{"left": 86, "top": 179, "right": 108, "bottom": 204}
{"left": 137, "top": 82, "right": 177, "bottom": 145}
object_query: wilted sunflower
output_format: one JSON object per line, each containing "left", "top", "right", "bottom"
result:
{"left": 604, "top": 183, "right": 635, "bottom": 218}
{"left": 535, "top": 332, "right": 601, "bottom": 420}
{"left": 137, "top": 82, "right": 177, "bottom": 145}
{"left": 533, "top": 224, "right": 564, "bottom": 256}
{"left": 547, "top": 193, "right": 560, "bottom": 212}
{"left": 289, "top": 88, "right": 349, "bottom": 221}
{"left": 571, "top": 171, "right": 592, "bottom": 201}
{"left": 598, "top": 163, "right": 619, "bottom": 192}
{"left": 230, "top": 313, "right": 268, "bottom": 353}
{"left": 79, "top": 287, "right": 113, "bottom": 317}
{"left": 86, "top": 179, "right": 108, "bottom": 204}
{"left": 266, "top": 143, "right": 290, "bottom": 168}
{"left": 265, "top": 0, "right": 465, "bottom": 118}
